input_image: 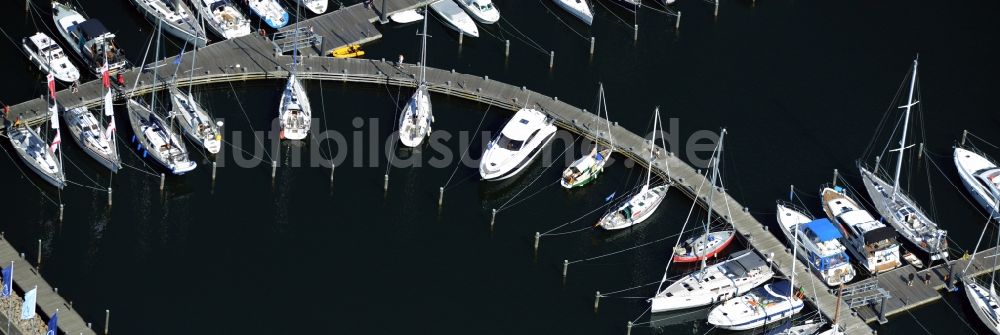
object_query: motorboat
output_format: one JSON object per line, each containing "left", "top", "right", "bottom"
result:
{"left": 650, "top": 250, "right": 774, "bottom": 312}
{"left": 454, "top": 0, "right": 500, "bottom": 24}
{"left": 399, "top": 11, "right": 433, "bottom": 148}
{"left": 297, "top": 0, "right": 328, "bottom": 15}
{"left": 51, "top": 2, "right": 127, "bottom": 75}
{"left": 63, "top": 106, "right": 120, "bottom": 172}
{"left": 129, "top": 0, "right": 207, "bottom": 46}
{"left": 553, "top": 0, "right": 593, "bottom": 26}
{"left": 776, "top": 202, "right": 856, "bottom": 286}
{"left": 22, "top": 32, "right": 80, "bottom": 83}
{"left": 248, "top": 0, "right": 289, "bottom": 29}
{"left": 954, "top": 146, "right": 1000, "bottom": 219}
{"left": 707, "top": 280, "right": 805, "bottom": 330}
{"left": 479, "top": 108, "right": 557, "bottom": 180}
{"left": 430, "top": 0, "right": 479, "bottom": 37}
{"left": 821, "top": 186, "right": 901, "bottom": 274}
{"left": 596, "top": 108, "right": 669, "bottom": 230}
{"left": 191, "top": 0, "right": 252, "bottom": 39}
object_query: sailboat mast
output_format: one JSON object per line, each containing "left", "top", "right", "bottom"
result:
{"left": 700, "top": 129, "right": 724, "bottom": 269}
{"left": 644, "top": 108, "right": 658, "bottom": 189}
{"left": 187, "top": 13, "right": 201, "bottom": 95}
{"left": 892, "top": 58, "right": 918, "bottom": 200}
{"left": 151, "top": 20, "right": 161, "bottom": 117}
{"left": 790, "top": 202, "right": 798, "bottom": 307}
{"left": 419, "top": 7, "right": 428, "bottom": 84}
{"left": 600, "top": 84, "right": 613, "bottom": 150}
{"left": 991, "top": 213, "right": 999, "bottom": 291}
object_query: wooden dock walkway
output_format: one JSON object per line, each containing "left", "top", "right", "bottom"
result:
{"left": 0, "top": 236, "right": 95, "bottom": 335}
{"left": 278, "top": 0, "right": 435, "bottom": 56}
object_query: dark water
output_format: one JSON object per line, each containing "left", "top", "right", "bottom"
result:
{"left": 1, "top": 0, "right": 998, "bottom": 333}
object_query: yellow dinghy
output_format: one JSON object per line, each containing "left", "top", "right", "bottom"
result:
{"left": 331, "top": 45, "right": 365, "bottom": 58}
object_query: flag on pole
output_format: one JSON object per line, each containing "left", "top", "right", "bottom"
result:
{"left": 50, "top": 128, "right": 62, "bottom": 154}
{"left": 49, "top": 102, "right": 59, "bottom": 129}
{"left": 106, "top": 117, "right": 116, "bottom": 140}
{"left": 47, "top": 73, "right": 56, "bottom": 100}
{"left": 49, "top": 102, "right": 61, "bottom": 153}
{"left": 46, "top": 309, "right": 58, "bottom": 335}
{"left": 101, "top": 61, "right": 110, "bottom": 89}
{"left": 21, "top": 287, "right": 37, "bottom": 319}
{"left": 1, "top": 262, "right": 11, "bottom": 297}
{"left": 104, "top": 90, "right": 114, "bottom": 116}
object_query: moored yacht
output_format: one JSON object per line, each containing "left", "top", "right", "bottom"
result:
{"left": 479, "top": 108, "right": 557, "bottom": 181}
{"left": 650, "top": 250, "right": 774, "bottom": 312}
{"left": 954, "top": 146, "right": 1000, "bottom": 219}
{"left": 51, "top": 2, "right": 127, "bottom": 75}
{"left": 170, "top": 86, "right": 221, "bottom": 154}
{"left": 821, "top": 186, "right": 901, "bottom": 274}
{"left": 597, "top": 107, "right": 669, "bottom": 230}
{"left": 8, "top": 123, "right": 66, "bottom": 189}
{"left": 562, "top": 84, "right": 614, "bottom": 189}
{"left": 430, "top": 0, "right": 479, "bottom": 37}
{"left": 248, "top": 0, "right": 289, "bottom": 28}
{"left": 454, "top": 0, "right": 500, "bottom": 24}
{"left": 297, "top": 0, "right": 328, "bottom": 15}
{"left": 776, "top": 203, "right": 856, "bottom": 286}
{"left": 399, "top": 10, "right": 433, "bottom": 148}
{"left": 126, "top": 99, "right": 197, "bottom": 174}
{"left": 129, "top": 0, "right": 207, "bottom": 46}
{"left": 278, "top": 74, "right": 311, "bottom": 140}
{"left": 64, "top": 106, "right": 120, "bottom": 172}
{"left": 707, "top": 280, "right": 805, "bottom": 330}
{"left": 191, "top": 0, "right": 252, "bottom": 39}
{"left": 22, "top": 32, "right": 79, "bottom": 83}
{"left": 964, "top": 279, "right": 1000, "bottom": 335}
{"left": 672, "top": 128, "right": 734, "bottom": 262}
{"left": 553, "top": 0, "right": 593, "bottom": 25}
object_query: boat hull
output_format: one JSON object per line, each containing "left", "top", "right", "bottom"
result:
{"left": 126, "top": 99, "right": 197, "bottom": 175}
{"left": 8, "top": 127, "right": 66, "bottom": 189}
{"left": 859, "top": 167, "right": 948, "bottom": 261}
{"left": 954, "top": 147, "right": 1000, "bottom": 219}
{"left": 672, "top": 231, "right": 735, "bottom": 263}
{"left": 63, "top": 107, "right": 120, "bottom": 172}
{"left": 598, "top": 185, "right": 669, "bottom": 230}
{"left": 553, "top": 0, "right": 593, "bottom": 25}
{"left": 964, "top": 280, "right": 1000, "bottom": 335}
{"left": 130, "top": 0, "right": 207, "bottom": 47}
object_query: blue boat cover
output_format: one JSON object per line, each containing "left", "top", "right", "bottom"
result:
{"left": 765, "top": 280, "right": 793, "bottom": 298}
{"left": 802, "top": 218, "right": 842, "bottom": 242}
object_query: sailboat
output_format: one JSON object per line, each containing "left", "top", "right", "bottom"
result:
{"left": 821, "top": 186, "right": 901, "bottom": 274}
{"left": 399, "top": 10, "right": 434, "bottom": 148}
{"left": 709, "top": 199, "right": 804, "bottom": 330}
{"left": 8, "top": 86, "right": 66, "bottom": 189}
{"left": 650, "top": 250, "right": 774, "bottom": 312}
{"left": 297, "top": 0, "right": 328, "bottom": 15}
{"left": 51, "top": 1, "right": 127, "bottom": 75}
{"left": 129, "top": 0, "right": 207, "bottom": 47}
{"left": 22, "top": 32, "right": 80, "bottom": 83}
{"left": 561, "top": 84, "right": 612, "bottom": 189}
{"left": 672, "top": 129, "right": 734, "bottom": 261}
{"left": 553, "top": 0, "right": 594, "bottom": 25}
{"left": 961, "top": 211, "right": 1000, "bottom": 335}
{"left": 191, "top": 0, "right": 252, "bottom": 39}
{"left": 170, "top": 36, "right": 222, "bottom": 154}
{"left": 858, "top": 58, "right": 948, "bottom": 262}
{"left": 954, "top": 145, "right": 1000, "bottom": 220}
{"left": 64, "top": 103, "right": 119, "bottom": 172}
{"left": 776, "top": 202, "right": 856, "bottom": 286}
{"left": 278, "top": 2, "right": 311, "bottom": 141}
{"left": 127, "top": 21, "right": 197, "bottom": 175}
{"left": 248, "top": 0, "right": 289, "bottom": 29}
{"left": 595, "top": 108, "right": 669, "bottom": 230}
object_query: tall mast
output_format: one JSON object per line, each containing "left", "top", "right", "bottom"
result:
{"left": 293, "top": 0, "right": 300, "bottom": 74}
{"left": 419, "top": 8, "right": 428, "bottom": 85}
{"left": 789, "top": 201, "right": 798, "bottom": 308}
{"left": 644, "top": 108, "right": 659, "bottom": 190}
{"left": 600, "top": 84, "right": 613, "bottom": 150}
{"left": 187, "top": 12, "right": 201, "bottom": 95}
{"left": 700, "top": 129, "right": 725, "bottom": 270}
{"left": 151, "top": 19, "right": 161, "bottom": 118}
{"left": 891, "top": 57, "right": 918, "bottom": 200}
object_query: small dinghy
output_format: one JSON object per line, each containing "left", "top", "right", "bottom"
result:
{"left": 390, "top": 9, "right": 424, "bottom": 24}
{"left": 22, "top": 32, "right": 79, "bottom": 83}
{"left": 191, "top": 0, "right": 252, "bottom": 39}
{"left": 430, "top": 0, "right": 479, "bottom": 37}
{"left": 455, "top": 0, "right": 500, "bottom": 24}
{"left": 331, "top": 45, "right": 365, "bottom": 58}
{"left": 553, "top": 0, "right": 594, "bottom": 26}
{"left": 248, "top": 0, "right": 289, "bottom": 28}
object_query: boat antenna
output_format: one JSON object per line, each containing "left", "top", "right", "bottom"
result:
{"left": 890, "top": 57, "right": 919, "bottom": 201}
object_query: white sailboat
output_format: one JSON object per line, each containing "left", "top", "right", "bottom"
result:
{"left": 430, "top": 0, "right": 479, "bottom": 37}
{"left": 553, "top": 0, "right": 594, "bottom": 26}
{"left": 22, "top": 32, "right": 79, "bottom": 83}
{"left": 129, "top": 0, "right": 207, "bottom": 46}
{"left": 859, "top": 58, "right": 948, "bottom": 262}
{"left": 8, "top": 93, "right": 66, "bottom": 189}
{"left": 51, "top": 2, "right": 127, "bottom": 75}
{"left": 64, "top": 105, "right": 119, "bottom": 172}
{"left": 961, "top": 202, "right": 1000, "bottom": 335}
{"left": 127, "top": 21, "right": 197, "bottom": 175}
{"left": 709, "top": 200, "right": 804, "bottom": 330}
{"left": 479, "top": 108, "right": 557, "bottom": 181}
{"left": 954, "top": 146, "right": 1000, "bottom": 220}
{"left": 672, "top": 129, "right": 735, "bottom": 261}
{"left": 191, "top": 0, "right": 252, "bottom": 39}
{"left": 278, "top": 3, "right": 311, "bottom": 141}
{"left": 650, "top": 250, "right": 774, "bottom": 313}
{"left": 297, "top": 0, "right": 328, "bottom": 15}
{"left": 399, "top": 10, "right": 434, "bottom": 148}
{"left": 596, "top": 107, "right": 669, "bottom": 230}
{"left": 821, "top": 186, "right": 901, "bottom": 274}
{"left": 170, "top": 37, "right": 222, "bottom": 154}
{"left": 454, "top": 0, "right": 499, "bottom": 24}
{"left": 561, "top": 84, "right": 612, "bottom": 189}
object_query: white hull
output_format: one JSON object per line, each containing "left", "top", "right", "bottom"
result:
{"left": 430, "top": 0, "right": 479, "bottom": 37}
{"left": 64, "top": 106, "right": 120, "bottom": 172}
{"left": 22, "top": 33, "right": 80, "bottom": 83}
{"left": 51, "top": 2, "right": 127, "bottom": 75}
{"left": 821, "top": 188, "right": 902, "bottom": 274}
{"left": 480, "top": 109, "right": 557, "bottom": 181}
{"left": 954, "top": 147, "right": 1000, "bottom": 219}
{"left": 399, "top": 86, "right": 433, "bottom": 147}
{"left": 455, "top": 0, "right": 500, "bottom": 24}
{"left": 130, "top": 0, "right": 207, "bottom": 47}
{"left": 8, "top": 126, "right": 66, "bottom": 189}
{"left": 298, "top": 0, "right": 329, "bottom": 14}
{"left": 964, "top": 280, "right": 1000, "bottom": 335}
{"left": 249, "top": 0, "right": 289, "bottom": 28}
{"left": 776, "top": 204, "right": 856, "bottom": 286}
{"left": 553, "top": 0, "right": 593, "bottom": 25}
{"left": 192, "top": 0, "right": 252, "bottom": 40}
{"left": 598, "top": 185, "right": 668, "bottom": 229}
{"left": 859, "top": 167, "right": 948, "bottom": 261}
{"left": 390, "top": 10, "right": 424, "bottom": 24}
{"left": 170, "top": 86, "right": 221, "bottom": 154}
{"left": 279, "top": 74, "right": 311, "bottom": 141}
{"left": 651, "top": 251, "right": 773, "bottom": 313}
{"left": 126, "top": 99, "right": 197, "bottom": 174}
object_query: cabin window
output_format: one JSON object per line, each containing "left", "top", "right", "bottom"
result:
{"left": 496, "top": 134, "right": 523, "bottom": 150}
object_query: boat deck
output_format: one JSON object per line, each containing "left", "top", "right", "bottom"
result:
{"left": 0, "top": 236, "right": 96, "bottom": 335}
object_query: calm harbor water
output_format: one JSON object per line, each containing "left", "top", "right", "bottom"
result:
{"left": 1, "top": 0, "right": 999, "bottom": 334}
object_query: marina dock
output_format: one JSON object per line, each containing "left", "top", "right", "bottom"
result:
{"left": 3, "top": 3, "right": 998, "bottom": 335}
{"left": 0, "top": 236, "right": 95, "bottom": 335}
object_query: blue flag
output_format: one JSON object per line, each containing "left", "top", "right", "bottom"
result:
{"left": 604, "top": 192, "right": 616, "bottom": 202}
{"left": 173, "top": 48, "right": 186, "bottom": 65}
{"left": 47, "top": 310, "right": 58, "bottom": 335}
{"left": 1, "top": 263, "right": 11, "bottom": 298}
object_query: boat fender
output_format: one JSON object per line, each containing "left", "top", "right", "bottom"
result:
{"left": 137, "top": 143, "right": 143, "bottom": 151}
{"left": 142, "top": 150, "right": 147, "bottom": 158}
{"left": 132, "top": 135, "right": 137, "bottom": 143}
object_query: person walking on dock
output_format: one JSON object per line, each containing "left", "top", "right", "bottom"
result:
{"left": 908, "top": 273, "right": 915, "bottom": 286}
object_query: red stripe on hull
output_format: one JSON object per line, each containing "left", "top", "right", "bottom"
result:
{"left": 671, "top": 234, "right": 736, "bottom": 263}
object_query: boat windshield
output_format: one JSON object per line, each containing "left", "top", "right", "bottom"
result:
{"left": 496, "top": 134, "right": 523, "bottom": 151}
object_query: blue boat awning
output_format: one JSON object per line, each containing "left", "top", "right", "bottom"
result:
{"left": 802, "top": 218, "right": 842, "bottom": 241}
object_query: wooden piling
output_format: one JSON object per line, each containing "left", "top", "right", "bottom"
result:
{"left": 159, "top": 173, "right": 165, "bottom": 191}
{"left": 330, "top": 163, "right": 336, "bottom": 183}
{"left": 832, "top": 169, "right": 839, "bottom": 187}
{"left": 36, "top": 239, "right": 41, "bottom": 266}
{"left": 459, "top": 33, "right": 463, "bottom": 45}
{"left": 533, "top": 232, "right": 540, "bottom": 252}
{"left": 714, "top": 0, "right": 719, "bottom": 17}
{"left": 59, "top": 204, "right": 64, "bottom": 221}
{"left": 918, "top": 142, "right": 924, "bottom": 159}
{"left": 271, "top": 161, "right": 277, "bottom": 179}
{"left": 505, "top": 40, "right": 510, "bottom": 58}
{"left": 589, "top": 37, "right": 595, "bottom": 55}
{"left": 633, "top": 24, "right": 638, "bottom": 41}
{"left": 626, "top": 321, "right": 633, "bottom": 335}
{"left": 675, "top": 11, "right": 682, "bottom": 30}
{"left": 108, "top": 188, "right": 112, "bottom": 207}
{"left": 490, "top": 208, "right": 497, "bottom": 228}
{"left": 384, "top": 174, "right": 389, "bottom": 192}
{"left": 549, "top": 51, "right": 554, "bottom": 69}
{"left": 105, "top": 309, "right": 110, "bottom": 334}
{"left": 438, "top": 187, "right": 444, "bottom": 207}
{"left": 562, "top": 260, "right": 569, "bottom": 279}
{"left": 594, "top": 291, "right": 601, "bottom": 312}
{"left": 961, "top": 130, "right": 968, "bottom": 146}
{"left": 211, "top": 162, "right": 217, "bottom": 181}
